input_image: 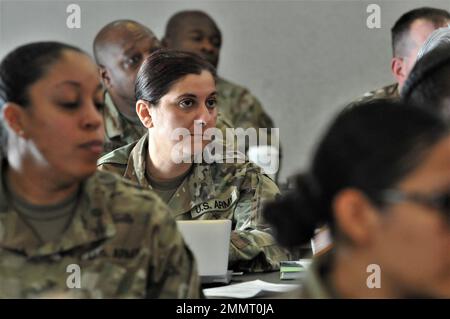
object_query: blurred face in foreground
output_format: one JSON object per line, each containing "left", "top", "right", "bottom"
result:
{"left": 335, "top": 135, "right": 450, "bottom": 298}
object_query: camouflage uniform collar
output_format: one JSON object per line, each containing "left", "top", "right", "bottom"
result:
{"left": 103, "top": 91, "right": 127, "bottom": 140}
{"left": 387, "top": 83, "right": 400, "bottom": 99}
{"left": 124, "top": 133, "right": 218, "bottom": 217}
{"left": 124, "top": 132, "right": 150, "bottom": 187}
{"left": 360, "top": 82, "right": 400, "bottom": 101}
{"left": 103, "top": 92, "right": 123, "bottom": 138}
{"left": 0, "top": 169, "right": 116, "bottom": 257}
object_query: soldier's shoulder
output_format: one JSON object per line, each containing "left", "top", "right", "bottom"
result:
{"left": 85, "top": 172, "right": 182, "bottom": 264}
{"left": 217, "top": 77, "right": 250, "bottom": 96}
{"left": 216, "top": 112, "right": 233, "bottom": 129}
{"left": 365, "top": 83, "right": 399, "bottom": 99}
{"left": 353, "top": 83, "right": 399, "bottom": 104}
{"left": 98, "top": 141, "right": 137, "bottom": 166}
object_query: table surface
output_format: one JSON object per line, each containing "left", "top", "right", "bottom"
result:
{"left": 203, "top": 270, "right": 305, "bottom": 299}
{"left": 231, "top": 271, "right": 284, "bottom": 284}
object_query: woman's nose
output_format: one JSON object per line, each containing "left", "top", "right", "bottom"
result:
{"left": 196, "top": 103, "right": 214, "bottom": 126}
{"left": 81, "top": 102, "right": 103, "bottom": 130}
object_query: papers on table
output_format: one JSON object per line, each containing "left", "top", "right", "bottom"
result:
{"left": 203, "top": 279, "right": 299, "bottom": 299}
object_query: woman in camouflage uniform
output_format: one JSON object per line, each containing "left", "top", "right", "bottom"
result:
{"left": 98, "top": 50, "right": 289, "bottom": 272}
{"left": 265, "top": 99, "right": 450, "bottom": 298}
{"left": 0, "top": 42, "right": 200, "bottom": 298}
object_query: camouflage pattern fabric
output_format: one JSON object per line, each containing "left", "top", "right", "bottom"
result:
{"left": 217, "top": 77, "right": 275, "bottom": 132}
{"left": 0, "top": 165, "right": 201, "bottom": 298}
{"left": 282, "top": 251, "right": 337, "bottom": 299}
{"left": 217, "top": 77, "right": 281, "bottom": 181}
{"left": 297, "top": 251, "right": 337, "bottom": 299}
{"left": 98, "top": 133, "right": 290, "bottom": 272}
{"left": 351, "top": 83, "right": 400, "bottom": 105}
{"left": 101, "top": 92, "right": 147, "bottom": 155}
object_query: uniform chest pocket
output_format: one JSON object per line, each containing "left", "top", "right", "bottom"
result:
{"left": 190, "top": 188, "right": 239, "bottom": 219}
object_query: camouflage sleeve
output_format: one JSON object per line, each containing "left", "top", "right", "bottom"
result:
{"left": 145, "top": 199, "right": 203, "bottom": 298}
{"left": 229, "top": 168, "right": 290, "bottom": 272}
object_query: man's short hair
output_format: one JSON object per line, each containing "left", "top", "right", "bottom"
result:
{"left": 93, "top": 19, "right": 156, "bottom": 65}
{"left": 402, "top": 42, "right": 450, "bottom": 117}
{"left": 391, "top": 7, "right": 450, "bottom": 57}
{"left": 164, "top": 10, "right": 221, "bottom": 40}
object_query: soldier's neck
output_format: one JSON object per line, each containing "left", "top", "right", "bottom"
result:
{"left": 146, "top": 142, "right": 193, "bottom": 181}
{"left": 146, "top": 156, "right": 192, "bottom": 181}
{"left": 5, "top": 161, "right": 80, "bottom": 206}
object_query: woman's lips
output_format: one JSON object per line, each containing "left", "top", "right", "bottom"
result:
{"left": 79, "top": 140, "right": 103, "bottom": 154}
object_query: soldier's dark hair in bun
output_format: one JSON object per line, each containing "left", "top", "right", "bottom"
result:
{"left": 135, "top": 49, "right": 216, "bottom": 106}
{"left": 264, "top": 99, "right": 448, "bottom": 248}
{"left": 0, "top": 41, "right": 84, "bottom": 154}
{"left": 263, "top": 173, "right": 326, "bottom": 247}
{"left": 402, "top": 43, "right": 450, "bottom": 118}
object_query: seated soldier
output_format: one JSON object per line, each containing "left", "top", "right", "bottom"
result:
{"left": 0, "top": 42, "right": 201, "bottom": 298}
{"left": 402, "top": 32, "right": 450, "bottom": 120}
{"left": 265, "top": 99, "right": 450, "bottom": 298}
{"left": 98, "top": 50, "right": 290, "bottom": 272}
{"left": 352, "top": 7, "right": 449, "bottom": 103}
{"left": 94, "top": 19, "right": 232, "bottom": 155}
{"left": 162, "top": 11, "right": 280, "bottom": 180}
{"left": 93, "top": 20, "right": 161, "bottom": 154}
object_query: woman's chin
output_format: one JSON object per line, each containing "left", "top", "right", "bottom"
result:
{"left": 69, "top": 164, "right": 97, "bottom": 181}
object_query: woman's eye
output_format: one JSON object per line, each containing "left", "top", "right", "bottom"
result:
{"left": 179, "top": 99, "right": 195, "bottom": 108}
{"left": 94, "top": 101, "right": 105, "bottom": 110}
{"left": 60, "top": 101, "right": 80, "bottom": 109}
{"left": 206, "top": 98, "right": 217, "bottom": 108}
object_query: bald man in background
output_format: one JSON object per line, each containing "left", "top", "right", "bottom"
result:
{"left": 354, "top": 7, "right": 450, "bottom": 103}
{"left": 162, "top": 11, "right": 280, "bottom": 181}
{"left": 162, "top": 10, "right": 275, "bottom": 139}
{"left": 93, "top": 20, "right": 161, "bottom": 154}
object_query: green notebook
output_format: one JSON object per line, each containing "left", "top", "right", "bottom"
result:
{"left": 280, "top": 260, "right": 311, "bottom": 280}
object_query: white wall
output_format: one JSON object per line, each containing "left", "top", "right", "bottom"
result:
{"left": 1, "top": 0, "right": 449, "bottom": 182}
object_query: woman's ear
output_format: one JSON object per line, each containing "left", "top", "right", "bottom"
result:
{"left": 2, "top": 102, "right": 27, "bottom": 138}
{"left": 332, "top": 189, "right": 380, "bottom": 247}
{"left": 136, "top": 99, "right": 153, "bottom": 128}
